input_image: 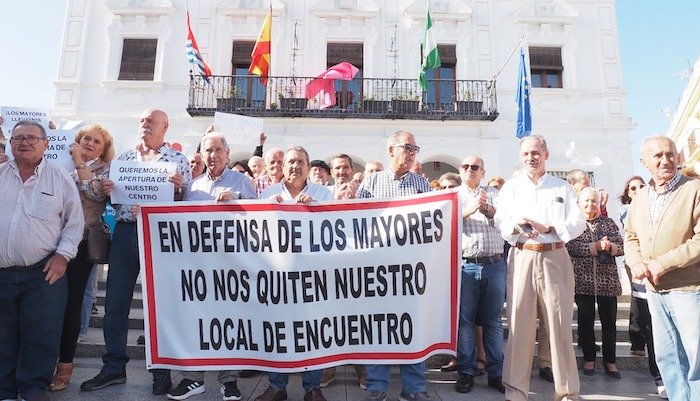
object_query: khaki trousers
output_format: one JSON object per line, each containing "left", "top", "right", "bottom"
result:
{"left": 503, "top": 247, "right": 579, "bottom": 401}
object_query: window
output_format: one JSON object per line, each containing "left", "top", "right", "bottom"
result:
{"left": 231, "top": 41, "right": 265, "bottom": 107}
{"left": 529, "top": 47, "right": 563, "bottom": 88}
{"left": 327, "top": 43, "right": 363, "bottom": 108}
{"left": 424, "top": 45, "right": 456, "bottom": 111}
{"left": 118, "top": 39, "right": 157, "bottom": 81}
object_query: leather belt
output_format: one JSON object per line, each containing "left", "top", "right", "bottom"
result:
{"left": 462, "top": 254, "right": 503, "bottom": 265}
{"left": 515, "top": 242, "right": 565, "bottom": 252}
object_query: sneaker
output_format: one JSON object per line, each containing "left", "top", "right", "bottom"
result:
{"left": 487, "top": 377, "right": 506, "bottom": 393}
{"left": 455, "top": 373, "right": 474, "bottom": 393}
{"left": 320, "top": 368, "right": 336, "bottom": 388}
{"left": 220, "top": 381, "right": 242, "bottom": 401}
{"left": 152, "top": 369, "right": 172, "bottom": 395}
{"left": 167, "top": 379, "right": 205, "bottom": 400}
{"left": 80, "top": 371, "right": 126, "bottom": 391}
{"left": 365, "top": 390, "right": 386, "bottom": 401}
{"left": 657, "top": 385, "right": 668, "bottom": 399}
{"left": 398, "top": 391, "right": 431, "bottom": 401}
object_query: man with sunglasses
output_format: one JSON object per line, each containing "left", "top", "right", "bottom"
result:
{"left": 494, "top": 135, "right": 585, "bottom": 401}
{"left": 0, "top": 120, "right": 84, "bottom": 401}
{"left": 453, "top": 156, "right": 506, "bottom": 395}
{"left": 357, "top": 131, "right": 432, "bottom": 401}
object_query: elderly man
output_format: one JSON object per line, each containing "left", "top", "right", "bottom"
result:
{"left": 494, "top": 135, "right": 585, "bottom": 401}
{"left": 248, "top": 155, "right": 265, "bottom": 179}
{"left": 357, "top": 131, "right": 432, "bottom": 401}
{"left": 81, "top": 108, "right": 191, "bottom": 395}
{"left": 454, "top": 156, "right": 505, "bottom": 394}
{"left": 0, "top": 120, "right": 84, "bottom": 401}
{"left": 624, "top": 136, "right": 700, "bottom": 401}
{"left": 255, "top": 146, "right": 330, "bottom": 401}
{"left": 255, "top": 147, "right": 284, "bottom": 196}
{"left": 167, "top": 131, "right": 255, "bottom": 401}
{"left": 309, "top": 159, "right": 331, "bottom": 186}
{"left": 364, "top": 160, "right": 384, "bottom": 175}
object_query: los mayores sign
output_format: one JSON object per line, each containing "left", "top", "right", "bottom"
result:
{"left": 138, "top": 191, "right": 462, "bottom": 372}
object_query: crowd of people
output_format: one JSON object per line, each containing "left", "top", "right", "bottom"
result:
{"left": 0, "top": 108, "right": 698, "bottom": 401}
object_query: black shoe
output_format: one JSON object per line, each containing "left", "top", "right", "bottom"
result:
{"left": 239, "top": 369, "right": 259, "bottom": 378}
{"left": 487, "top": 377, "right": 505, "bottom": 393}
{"left": 604, "top": 365, "right": 621, "bottom": 379}
{"left": 152, "top": 369, "right": 172, "bottom": 395}
{"left": 90, "top": 303, "right": 99, "bottom": 315}
{"left": 80, "top": 371, "right": 127, "bottom": 391}
{"left": 221, "top": 381, "right": 242, "bottom": 401}
{"left": 167, "top": 379, "right": 205, "bottom": 400}
{"left": 538, "top": 367, "right": 554, "bottom": 383}
{"left": 137, "top": 335, "right": 146, "bottom": 345}
{"left": 455, "top": 373, "right": 474, "bottom": 393}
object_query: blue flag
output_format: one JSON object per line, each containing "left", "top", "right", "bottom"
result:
{"left": 515, "top": 48, "right": 532, "bottom": 139}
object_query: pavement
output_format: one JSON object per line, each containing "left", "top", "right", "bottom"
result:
{"left": 47, "top": 358, "right": 665, "bottom": 401}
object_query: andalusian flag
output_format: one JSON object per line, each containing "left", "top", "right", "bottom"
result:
{"left": 419, "top": 1, "right": 440, "bottom": 91}
{"left": 249, "top": 6, "right": 271, "bottom": 85}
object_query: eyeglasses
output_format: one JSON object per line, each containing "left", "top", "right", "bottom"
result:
{"left": 460, "top": 164, "right": 482, "bottom": 171}
{"left": 394, "top": 143, "right": 420, "bottom": 154}
{"left": 440, "top": 185, "right": 459, "bottom": 190}
{"left": 629, "top": 184, "right": 645, "bottom": 191}
{"left": 10, "top": 135, "right": 45, "bottom": 145}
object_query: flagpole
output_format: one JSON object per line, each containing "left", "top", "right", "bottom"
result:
{"left": 491, "top": 34, "right": 525, "bottom": 82}
{"left": 268, "top": 1, "right": 272, "bottom": 107}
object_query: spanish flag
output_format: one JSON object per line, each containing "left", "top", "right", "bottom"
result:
{"left": 249, "top": 6, "right": 271, "bottom": 85}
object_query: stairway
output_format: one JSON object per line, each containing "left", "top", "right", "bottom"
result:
{"left": 76, "top": 265, "right": 653, "bottom": 371}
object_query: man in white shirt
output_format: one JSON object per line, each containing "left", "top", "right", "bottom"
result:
{"left": 255, "top": 145, "right": 330, "bottom": 401}
{"left": 494, "top": 135, "right": 585, "bottom": 401}
{"left": 0, "top": 120, "right": 84, "bottom": 401}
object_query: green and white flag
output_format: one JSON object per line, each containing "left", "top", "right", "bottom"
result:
{"left": 419, "top": 1, "right": 441, "bottom": 91}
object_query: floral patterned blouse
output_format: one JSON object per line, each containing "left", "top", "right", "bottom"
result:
{"left": 566, "top": 215, "right": 623, "bottom": 297}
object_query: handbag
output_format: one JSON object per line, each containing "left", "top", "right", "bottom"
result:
{"left": 87, "top": 221, "right": 112, "bottom": 264}
{"left": 596, "top": 250, "right": 616, "bottom": 265}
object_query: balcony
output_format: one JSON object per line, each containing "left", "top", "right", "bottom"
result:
{"left": 187, "top": 75, "right": 498, "bottom": 121}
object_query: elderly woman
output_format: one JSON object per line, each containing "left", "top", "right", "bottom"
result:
{"left": 566, "top": 187, "right": 623, "bottom": 378}
{"left": 50, "top": 124, "right": 115, "bottom": 391}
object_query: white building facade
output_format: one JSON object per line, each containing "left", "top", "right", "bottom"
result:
{"left": 53, "top": 0, "right": 634, "bottom": 196}
{"left": 667, "top": 57, "right": 700, "bottom": 173}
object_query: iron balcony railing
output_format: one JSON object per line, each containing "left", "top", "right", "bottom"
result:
{"left": 187, "top": 74, "right": 498, "bottom": 121}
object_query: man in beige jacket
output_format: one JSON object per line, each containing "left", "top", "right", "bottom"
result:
{"left": 624, "top": 135, "right": 700, "bottom": 401}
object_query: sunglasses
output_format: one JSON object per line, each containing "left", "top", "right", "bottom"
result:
{"left": 460, "top": 164, "right": 481, "bottom": 171}
{"left": 440, "top": 185, "right": 459, "bottom": 190}
{"left": 629, "top": 184, "right": 645, "bottom": 191}
{"left": 394, "top": 143, "right": 421, "bottom": 153}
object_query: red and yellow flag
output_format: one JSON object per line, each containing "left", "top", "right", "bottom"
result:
{"left": 249, "top": 7, "right": 271, "bottom": 85}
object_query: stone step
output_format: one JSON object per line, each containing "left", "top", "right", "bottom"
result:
{"left": 74, "top": 325, "right": 652, "bottom": 371}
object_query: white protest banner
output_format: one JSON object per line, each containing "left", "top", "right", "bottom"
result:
{"left": 109, "top": 160, "right": 176, "bottom": 204}
{"left": 138, "top": 191, "right": 461, "bottom": 372}
{"left": 213, "top": 111, "right": 263, "bottom": 147}
{"left": 1, "top": 106, "right": 51, "bottom": 134}
{"left": 43, "top": 129, "right": 76, "bottom": 171}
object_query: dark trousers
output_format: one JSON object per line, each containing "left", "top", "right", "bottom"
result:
{"left": 629, "top": 292, "right": 647, "bottom": 351}
{"left": 59, "top": 240, "right": 95, "bottom": 362}
{"left": 575, "top": 294, "right": 617, "bottom": 364}
{"left": 102, "top": 222, "right": 140, "bottom": 374}
{"left": 0, "top": 256, "right": 67, "bottom": 399}
{"left": 634, "top": 297, "right": 661, "bottom": 381}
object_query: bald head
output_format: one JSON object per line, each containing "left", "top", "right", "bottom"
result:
{"left": 138, "top": 108, "right": 169, "bottom": 150}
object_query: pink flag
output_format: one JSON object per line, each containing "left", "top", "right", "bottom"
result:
{"left": 305, "top": 62, "right": 359, "bottom": 108}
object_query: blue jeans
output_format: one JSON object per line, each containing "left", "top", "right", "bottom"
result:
{"left": 647, "top": 289, "right": 700, "bottom": 401}
{"left": 0, "top": 257, "right": 67, "bottom": 400}
{"left": 365, "top": 362, "right": 426, "bottom": 394}
{"left": 268, "top": 370, "right": 322, "bottom": 393}
{"left": 102, "top": 222, "right": 141, "bottom": 374}
{"left": 456, "top": 259, "right": 506, "bottom": 378}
